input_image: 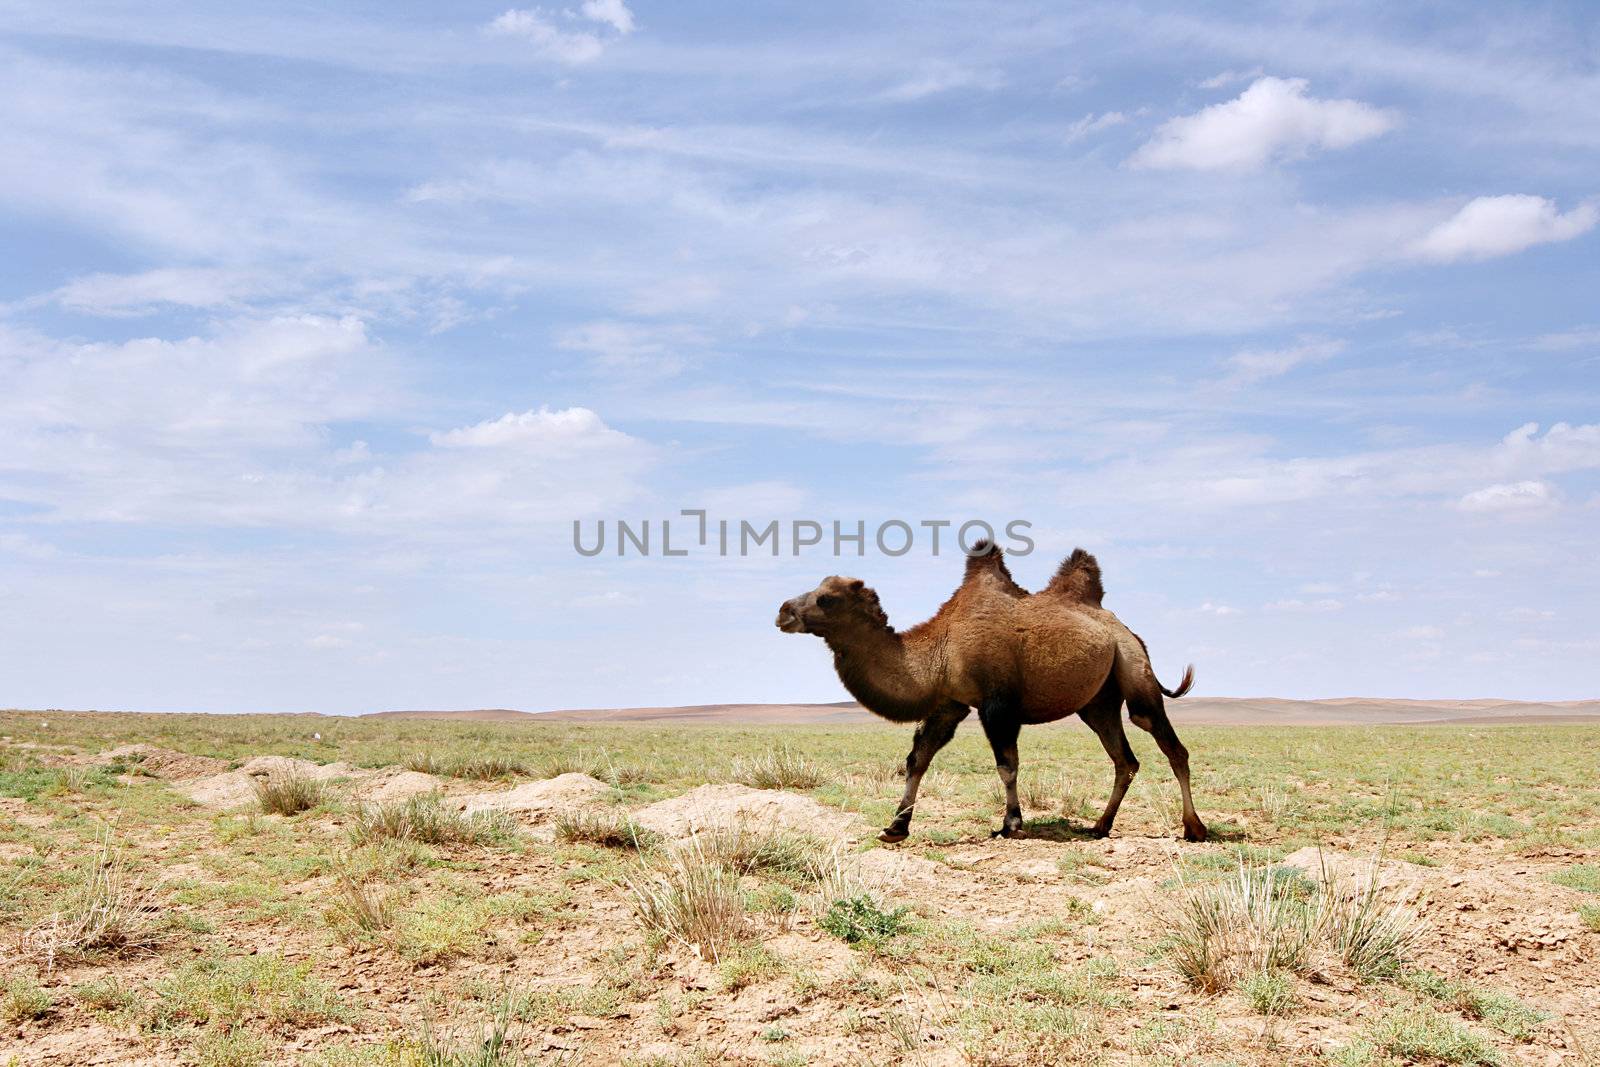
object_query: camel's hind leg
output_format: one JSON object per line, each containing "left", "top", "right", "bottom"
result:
{"left": 977, "top": 696, "right": 1024, "bottom": 838}
{"left": 1079, "top": 683, "right": 1139, "bottom": 837}
{"left": 1127, "top": 693, "right": 1208, "bottom": 842}
{"left": 880, "top": 702, "right": 969, "bottom": 844}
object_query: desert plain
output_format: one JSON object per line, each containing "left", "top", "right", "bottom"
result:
{"left": 1, "top": 702, "right": 1598, "bottom": 1066}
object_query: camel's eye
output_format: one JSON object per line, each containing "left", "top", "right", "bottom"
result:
{"left": 816, "top": 593, "right": 839, "bottom": 610}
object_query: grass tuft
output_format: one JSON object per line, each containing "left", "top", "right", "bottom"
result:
{"left": 350, "top": 794, "right": 518, "bottom": 847}
{"left": 1168, "top": 856, "right": 1421, "bottom": 992}
{"left": 253, "top": 770, "right": 325, "bottom": 815}
{"left": 20, "top": 835, "right": 162, "bottom": 967}
{"left": 625, "top": 836, "right": 748, "bottom": 960}
{"left": 552, "top": 809, "right": 660, "bottom": 850}
{"left": 732, "top": 745, "right": 824, "bottom": 790}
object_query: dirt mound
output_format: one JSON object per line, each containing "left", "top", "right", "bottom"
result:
{"left": 352, "top": 769, "right": 448, "bottom": 803}
{"left": 182, "top": 756, "right": 369, "bottom": 809}
{"left": 632, "top": 784, "right": 863, "bottom": 840}
{"left": 460, "top": 773, "right": 611, "bottom": 817}
{"left": 43, "top": 743, "right": 231, "bottom": 780}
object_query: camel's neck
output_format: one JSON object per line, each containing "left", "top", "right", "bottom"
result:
{"left": 824, "top": 623, "right": 936, "bottom": 723}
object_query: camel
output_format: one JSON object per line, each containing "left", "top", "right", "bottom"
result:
{"left": 775, "top": 545, "right": 1207, "bottom": 844}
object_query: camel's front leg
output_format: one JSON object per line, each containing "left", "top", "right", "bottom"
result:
{"left": 880, "top": 702, "right": 969, "bottom": 844}
{"left": 977, "top": 696, "right": 1024, "bottom": 838}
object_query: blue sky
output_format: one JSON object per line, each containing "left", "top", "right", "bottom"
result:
{"left": 1, "top": 2, "right": 1597, "bottom": 713}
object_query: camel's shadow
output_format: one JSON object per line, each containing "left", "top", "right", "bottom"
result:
{"left": 1017, "top": 816, "right": 1099, "bottom": 842}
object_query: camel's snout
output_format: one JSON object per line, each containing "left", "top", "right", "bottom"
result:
{"left": 775, "top": 597, "right": 808, "bottom": 634}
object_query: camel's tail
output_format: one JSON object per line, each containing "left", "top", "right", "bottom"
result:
{"left": 1161, "top": 664, "right": 1195, "bottom": 700}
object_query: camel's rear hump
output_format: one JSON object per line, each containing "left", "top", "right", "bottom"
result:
{"left": 1043, "top": 548, "right": 1105, "bottom": 607}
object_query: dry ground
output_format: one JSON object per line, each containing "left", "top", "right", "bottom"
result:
{"left": 1, "top": 710, "right": 1597, "bottom": 1066}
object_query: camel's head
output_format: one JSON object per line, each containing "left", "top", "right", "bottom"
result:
{"left": 776, "top": 576, "right": 887, "bottom": 636}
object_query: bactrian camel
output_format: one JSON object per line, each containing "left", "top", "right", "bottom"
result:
{"left": 775, "top": 544, "right": 1206, "bottom": 843}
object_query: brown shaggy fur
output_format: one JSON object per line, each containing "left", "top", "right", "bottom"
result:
{"left": 777, "top": 546, "right": 1206, "bottom": 844}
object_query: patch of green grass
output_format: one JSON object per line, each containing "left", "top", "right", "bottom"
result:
{"left": 1, "top": 976, "right": 52, "bottom": 1022}
{"left": 0, "top": 765, "right": 121, "bottom": 800}
{"left": 73, "top": 976, "right": 138, "bottom": 1014}
{"left": 818, "top": 893, "right": 910, "bottom": 946}
{"left": 1241, "top": 969, "right": 1297, "bottom": 1016}
{"left": 145, "top": 953, "right": 349, "bottom": 1033}
{"left": 1401, "top": 969, "right": 1546, "bottom": 1041}
{"left": 192, "top": 1027, "right": 271, "bottom": 1067}
{"left": 1579, "top": 903, "right": 1600, "bottom": 932}
{"left": 1550, "top": 863, "right": 1600, "bottom": 893}
{"left": 719, "top": 942, "right": 782, "bottom": 992}
{"left": 1348, "top": 1005, "right": 1500, "bottom": 1066}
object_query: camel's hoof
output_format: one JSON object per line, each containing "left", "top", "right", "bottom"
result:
{"left": 878, "top": 829, "right": 909, "bottom": 845}
{"left": 1184, "top": 824, "right": 1209, "bottom": 843}
{"left": 1090, "top": 827, "right": 1111, "bottom": 839}
{"left": 992, "top": 826, "right": 1026, "bottom": 840}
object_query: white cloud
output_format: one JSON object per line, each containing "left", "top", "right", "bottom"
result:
{"left": 429, "top": 407, "right": 623, "bottom": 449}
{"left": 1130, "top": 76, "right": 1397, "bottom": 171}
{"left": 1224, "top": 337, "right": 1345, "bottom": 384}
{"left": 1411, "top": 195, "right": 1597, "bottom": 263}
{"left": 1198, "top": 601, "right": 1239, "bottom": 616}
{"left": 1457, "top": 480, "right": 1557, "bottom": 513}
{"left": 1493, "top": 421, "right": 1600, "bottom": 475}
{"left": 486, "top": 4, "right": 636, "bottom": 64}
{"left": 1355, "top": 590, "right": 1399, "bottom": 603}
{"left": 1398, "top": 625, "right": 1441, "bottom": 639}
{"left": 580, "top": 0, "right": 635, "bottom": 34}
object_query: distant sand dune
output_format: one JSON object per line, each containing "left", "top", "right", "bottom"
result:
{"left": 365, "top": 697, "right": 1600, "bottom": 726}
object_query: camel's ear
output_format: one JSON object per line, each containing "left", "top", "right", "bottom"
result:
{"left": 846, "top": 579, "right": 865, "bottom": 593}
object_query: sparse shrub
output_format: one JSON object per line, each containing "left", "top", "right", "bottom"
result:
{"left": 193, "top": 1028, "right": 271, "bottom": 1067}
{"left": 73, "top": 976, "right": 137, "bottom": 1013}
{"left": 253, "top": 770, "right": 325, "bottom": 815}
{"left": 732, "top": 746, "right": 824, "bottom": 790}
{"left": 626, "top": 837, "right": 747, "bottom": 960}
{"left": 718, "top": 943, "right": 780, "bottom": 991}
{"left": 552, "top": 809, "right": 659, "bottom": 850}
{"left": 350, "top": 794, "right": 517, "bottom": 847}
{"left": 20, "top": 835, "right": 162, "bottom": 967}
{"left": 819, "top": 893, "right": 911, "bottom": 945}
{"left": 1579, "top": 903, "right": 1600, "bottom": 932}
{"left": 1241, "top": 969, "right": 1297, "bottom": 1016}
{"left": 1, "top": 976, "right": 52, "bottom": 1022}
